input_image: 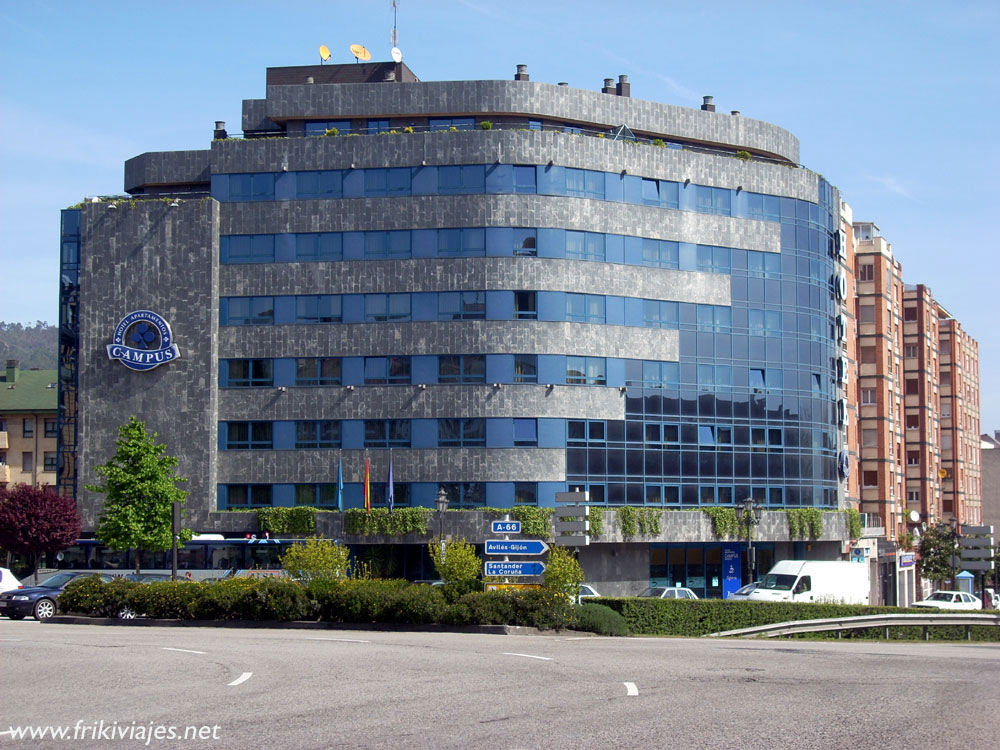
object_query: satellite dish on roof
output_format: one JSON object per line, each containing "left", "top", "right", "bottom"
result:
{"left": 909, "top": 510, "right": 921, "bottom": 523}
{"left": 350, "top": 44, "right": 372, "bottom": 62}
{"left": 391, "top": 46, "right": 403, "bottom": 63}
{"left": 319, "top": 44, "right": 331, "bottom": 63}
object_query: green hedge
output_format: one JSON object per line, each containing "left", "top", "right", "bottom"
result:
{"left": 599, "top": 598, "right": 1000, "bottom": 641}
{"left": 58, "top": 576, "right": 580, "bottom": 631}
{"left": 575, "top": 603, "right": 628, "bottom": 636}
{"left": 343, "top": 507, "right": 433, "bottom": 536}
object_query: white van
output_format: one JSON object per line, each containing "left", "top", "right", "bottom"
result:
{"left": 747, "top": 560, "right": 870, "bottom": 605}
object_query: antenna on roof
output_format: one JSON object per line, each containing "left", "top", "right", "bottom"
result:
{"left": 350, "top": 44, "right": 371, "bottom": 63}
{"left": 390, "top": 0, "right": 403, "bottom": 62}
{"left": 319, "top": 45, "right": 331, "bottom": 64}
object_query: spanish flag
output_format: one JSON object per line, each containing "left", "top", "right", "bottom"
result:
{"left": 363, "top": 455, "right": 371, "bottom": 514}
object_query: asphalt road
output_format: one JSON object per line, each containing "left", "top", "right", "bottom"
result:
{"left": 1, "top": 620, "right": 998, "bottom": 749}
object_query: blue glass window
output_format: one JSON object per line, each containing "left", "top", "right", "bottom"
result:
{"left": 696, "top": 245, "right": 731, "bottom": 273}
{"left": 364, "top": 168, "right": 411, "bottom": 196}
{"left": 367, "top": 119, "right": 391, "bottom": 134}
{"left": 296, "top": 170, "right": 343, "bottom": 198}
{"left": 305, "top": 120, "right": 352, "bottom": 136}
{"left": 226, "top": 359, "right": 273, "bottom": 387}
{"left": 295, "top": 421, "right": 341, "bottom": 448}
{"left": 564, "top": 168, "right": 604, "bottom": 199}
{"left": 296, "top": 233, "right": 343, "bottom": 261}
{"left": 514, "top": 482, "right": 538, "bottom": 505}
{"left": 295, "top": 358, "right": 341, "bottom": 386}
{"left": 696, "top": 185, "right": 732, "bottom": 216}
{"left": 642, "top": 239, "right": 679, "bottom": 269}
{"left": 225, "top": 422, "right": 272, "bottom": 450}
{"left": 364, "top": 356, "right": 411, "bottom": 385}
{"left": 438, "top": 228, "right": 485, "bottom": 257}
{"left": 567, "top": 356, "right": 607, "bottom": 385}
{"left": 365, "top": 231, "right": 411, "bottom": 259}
{"left": 643, "top": 300, "right": 679, "bottom": 329}
{"left": 296, "top": 295, "right": 341, "bottom": 324}
{"left": 514, "top": 291, "right": 537, "bottom": 320}
{"left": 428, "top": 117, "right": 475, "bottom": 131}
{"left": 514, "top": 354, "right": 538, "bottom": 383}
{"left": 439, "top": 418, "right": 486, "bottom": 447}
{"left": 566, "top": 231, "right": 605, "bottom": 261}
{"left": 366, "top": 294, "right": 411, "bottom": 322}
{"left": 567, "top": 294, "right": 605, "bottom": 323}
{"left": 226, "top": 485, "right": 272, "bottom": 508}
{"left": 439, "top": 355, "right": 486, "bottom": 383}
{"left": 295, "top": 484, "right": 340, "bottom": 506}
{"left": 224, "top": 297, "right": 274, "bottom": 326}
{"left": 514, "top": 166, "right": 536, "bottom": 194}
{"left": 223, "top": 235, "right": 275, "bottom": 263}
{"left": 229, "top": 173, "right": 276, "bottom": 201}
{"left": 438, "top": 165, "right": 485, "bottom": 194}
{"left": 364, "top": 420, "right": 411, "bottom": 448}
{"left": 514, "top": 418, "right": 538, "bottom": 447}
{"left": 438, "top": 292, "right": 485, "bottom": 320}
{"left": 439, "top": 482, "right": 486, "bottom": 508}
{"left": 514, "top": 228, "right": 537, "bottom": 256}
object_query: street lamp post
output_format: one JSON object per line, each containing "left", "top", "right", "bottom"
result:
{"left": 743, "top": 498, "right": 764, "bottom": 583}
{"left": 436, "top": 487, "right": 450, "bottom": 563}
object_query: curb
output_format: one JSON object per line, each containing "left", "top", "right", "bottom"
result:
{"left": 44, "top": 616, "right": 581, "bottom": 636}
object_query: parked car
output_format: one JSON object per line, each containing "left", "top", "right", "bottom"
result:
{"left": 638, "top": 586, "right": 699, "bottom": 600}
{"left": 124, "top": 573, "right": 172, "bottom": 583}
{"left": 911, "top": 591, "right": 982, "bottom": 610}
{"left": 727, "top": 582, "right": 760, "bottom": 601}
{"left": 0, "top": 567, "right": 23, "bottom": 594}
{"left": 0, "top": 572, "right": 113, "bottom": 620}
{"left": 577, "top": 584, "right": 601, "bottom": 603}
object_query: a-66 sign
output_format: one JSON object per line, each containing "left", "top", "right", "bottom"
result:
{"left": 490, "top": 520, "right": 521, "bottom": 534}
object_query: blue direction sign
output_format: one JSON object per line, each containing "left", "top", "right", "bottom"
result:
{"left": 491, "top": 521, "right": 521, "bottom": 534}
{"left": 484, "top": 561, "right": 545, "bottom": 577}
{"left": 485, "top": 539, "right": 549, "bottom": 556}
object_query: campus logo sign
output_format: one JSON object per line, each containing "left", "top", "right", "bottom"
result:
{"left": 106, "top": 310, "right": 180, "bottom": 372}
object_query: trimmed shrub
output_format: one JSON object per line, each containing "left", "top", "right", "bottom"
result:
{"left": 126, "top": 581, "right": 203, "bottom": 619}
{"left": 308, "top": 579, "right": 410, "bottom": 623}
{"left": 575, "top": 603, "right": 628, "bottom": 636}
{"left": 189, "top": 578, "right": 312, "bottom": 621}
{"left": 440, "top": 578, "right": 482, "bottom": 603}
{"left": 59, "top": 575, "right": 138, "bottom": 617}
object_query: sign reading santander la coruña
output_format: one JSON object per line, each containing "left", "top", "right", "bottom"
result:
{"left": 106, "top": 310, "right": 181, "bottom": 372}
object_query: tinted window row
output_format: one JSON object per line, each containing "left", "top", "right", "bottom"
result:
{"left": 220, "top": 481, "right": 542, "bottom": 509}
{"left": 219, "top": 292, "right": 731, "bottom": 331}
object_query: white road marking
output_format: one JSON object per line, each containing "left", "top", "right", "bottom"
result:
{"left": 503, "top": 652, "right": 552, "bottom": 661}
{"left": 0, "top": 729, "right": 15, "bottom": 737}
{"left": 161, "top": 647, "right": 206, "bottom": 655}
{"left": 228, "top": 672, "right": 253, "bottom": 686}
{"left": 0, "top": 639, "right": 22, "bottom": 642}
{"left": 624, "top": 682, "right": 639, "bottom": 696}
{"left": 307, "top": 637, "right": 371, "bottom": 643}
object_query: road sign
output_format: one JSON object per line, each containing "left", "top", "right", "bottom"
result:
{"left": 485, "top": 583, "right": 542, "bottom": 592}
{"left": 956, "top": 525, "right": 994, "bottom": 573}
{"left": 555, "top": 491, "right": 588, "bottom": 504}
{"left": 490, "top": 520, "right": 521, "bottom": 534}
{"left": 484, "top": 561, "right": 545, "bottom": 577}
{"left": 554, "top": 504, "right": 590, "bottom": 546}
{"left": 485, "top": 539, "right": 549, "bottom": 556}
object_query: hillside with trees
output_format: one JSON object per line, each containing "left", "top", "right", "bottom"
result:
{"left": 0, "top": 322, "right": 57, "bottom": 370}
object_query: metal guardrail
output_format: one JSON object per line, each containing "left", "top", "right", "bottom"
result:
{"left": 705, "top": 612, "right": 1000, "bottom": 639}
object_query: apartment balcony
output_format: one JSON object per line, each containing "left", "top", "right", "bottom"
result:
{"left": 0, "top": 463, "right": 9, "bottom": 483}
{"left": 0, "top": 430, "right": 7, "bottom": 450}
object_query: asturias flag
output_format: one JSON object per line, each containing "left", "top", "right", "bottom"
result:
{"left": 336, "top": 457, "right": 344, "bottom": 511}
{"left": 386, "top": 453, "right": 395, "bottom": 515}
{"left": 363, "top": 455, "right": 371, "bottom": 514}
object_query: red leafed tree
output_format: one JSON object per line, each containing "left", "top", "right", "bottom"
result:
{"left": 0, "top": 484, "right": 82, "bottom": 584}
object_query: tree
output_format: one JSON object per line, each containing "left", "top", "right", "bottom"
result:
{"left": 280, "top": 537, "right": 350, "bottom": 582}
{"left": 87, "top": 416, "right": 191, "bottom": 573}
{"left": 543, "top": 546, "right": 585, "bottom": 599}
{"left": 918, "top": 523, "right": 960, "bottom": 586}
{"left": 0, "top": 484, "right": 82, "bottom": 584}
{"left": 428, "top": 537, "right": 480, "bottom": 582}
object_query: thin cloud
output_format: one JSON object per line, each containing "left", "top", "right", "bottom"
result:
{"left": 597, "top": 49, "right": 701, "bottom": 103}
{"left": 866, "top": 175, "right": 916, "bottom": 200}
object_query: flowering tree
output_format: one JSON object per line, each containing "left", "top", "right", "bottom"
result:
{"left": 0, "top": 484, "right": 82, "bottom": 584}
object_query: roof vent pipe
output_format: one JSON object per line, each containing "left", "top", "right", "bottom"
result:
{"left": 616, "top": 74, "right": 630, "bottom": 97}
{"left": 701, "top": 96, "right": 715, "bottom": 112}
{"left": 557, "top": 82, "right": 568, "bottom": 87}
{"left": 515, "top": 64, "right": 529, "bottom": 81}
{"left": 731, "top": 110, "right": 740, "bottom": 116}
{"left": 383, "top": 70, "right": 396, "bottom": 81}
{"left": 305, "top": 76, "right": 314, "bottom": 84}
{"left": 214, "top": 121, "right": 227, "bottom": 140}
{"left": 602, "top": 78, "right": 615, "bottom": 95}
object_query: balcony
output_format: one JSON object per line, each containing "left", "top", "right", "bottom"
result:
{"left": 0, "top": 463, "right": 9, "bottom": 483}
{"left": 0, "top": 430, "right": 7, "bottom": 450}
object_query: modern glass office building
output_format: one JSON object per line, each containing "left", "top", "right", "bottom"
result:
{"left": 60, "top": 61, "right": 850, "bottom": 593}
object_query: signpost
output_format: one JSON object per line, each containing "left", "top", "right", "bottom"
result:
{"left": 484, "top": 561, "right": 546, "bottom": 577}
{"left": 485, "top": 539, "right": 549, "bottom": 556}
{"left": 490, "top": 520, "right": 521, "bottom": 534}
{"left": 554, "top": 491, "right": 590, "bottom": 547}
{"left": 953, "top": 525, "right": 994, "bottom": 610}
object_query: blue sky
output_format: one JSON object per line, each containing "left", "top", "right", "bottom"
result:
{"left": 1, "top": 0, "right": 997, "bottom": 426}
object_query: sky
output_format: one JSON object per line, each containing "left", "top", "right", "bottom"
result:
{"left": 1, "top": 0, "right": 997, "bottom": 425}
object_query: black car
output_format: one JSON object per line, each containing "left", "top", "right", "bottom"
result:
{"left": 0, "top": 572, "right": 113, "bottom": 620}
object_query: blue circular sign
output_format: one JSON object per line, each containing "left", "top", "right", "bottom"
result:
{"left": 106, "top": 310, "right": 180, "bottom": 372}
